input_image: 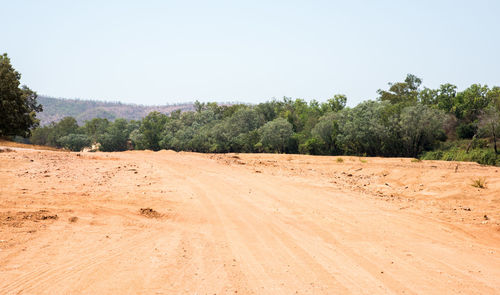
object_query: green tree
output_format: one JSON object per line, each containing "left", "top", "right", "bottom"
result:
{"left": 321, "top": 94, "right": 347, "bottom": 113}
{"left": 419, "top": 83, "right": 457, "bottom": 113}
{"left": 336, "top": 101, "right": 392, "bottom": 156}
{"left": 311, "top": 112, "right": 340, "bottom": 154}
{"left": 397, "top": 105, "right": 445, "bottom": 157}
{"left": 84, "top": 118, "right": 110, "bottom": 142}
{"left": 260, "top": 118, "right": 294, "bottom": 153}
{"left": 30, "top": 126, "right": 52, "bottom": 146}
{"left": 0, "top": 53, "right": 42, "bottom": 137}
{"left": 46, "top": 117, "right": 80, "bottom": 147}
{"left": 453, "top": 84, "right": 491, "bottom": 122}
{"left": 478, "top": 107, "right": 500, "bottom": 154}
{"left": 138, "top": 112, "right": 168, "bottom": 150}
{"left": 487, "top": 86, "right": 500, "bottom": 112}
{"left": 377, "top": 74, "right": 422, "bottom": 105}
{"left": 255, "top": 101, "right": 278, "bottom": 122}
{"left": 57, "top": 134, "right": 91, "bottom": 151}
{"left": 194, "top": 100, "right": 206, "bottom": 113}
{"left": 98, "top": 119, "right": 130, "bottom": 151}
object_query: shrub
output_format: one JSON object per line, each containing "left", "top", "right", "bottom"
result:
{"left": 421, "top": 147, "right": 497, "bottom": 166}
{"left": 456, "top": 123, "right": 477, "bottom": 139}
{"left": 471, "top": 177, "right": 487, "bottom": 188}
{"left": 57, "top": 134, "right": 91, "bottom": 151}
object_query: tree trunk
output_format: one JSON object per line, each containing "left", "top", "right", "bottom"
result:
{"left": 466, "top": 134, "right": 477, "bottom": 154}
{"left": 493, "top": 129, "right": 498, "bottom": 154}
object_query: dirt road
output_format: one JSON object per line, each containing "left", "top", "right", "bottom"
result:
{"left": 0, "top": 147, "right": 499, "bottom": 294}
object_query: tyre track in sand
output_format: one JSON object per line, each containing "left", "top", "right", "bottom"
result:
{"left": 0, "top": 150, "right": 499, "bottom": 294}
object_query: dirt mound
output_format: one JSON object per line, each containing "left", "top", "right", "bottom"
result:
{"left": 1, "top": 210, "right": 58, "bottom": 233}
{"left": 0, "top": 148, "right": 15, "bottom": 153}
{"left": 139, "top": 208, "right": 162, "bottom": 218}
{"left": 2, "top": 210, "right": 58, "bottom": 224}
{"left": 0, "top": 139, "right": 64, "bottom": 151}
{"left": 156, "top": 149, "right": 177, "bottom": 154}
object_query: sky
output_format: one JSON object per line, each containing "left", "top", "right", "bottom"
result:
{"left": 2, "top": 0, "right": 500, "bottom": 106}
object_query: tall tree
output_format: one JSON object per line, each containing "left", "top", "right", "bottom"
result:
{"left": 397, "top": 105, "right": 445, "bottom": 157}
{"left": 138, "top": 111, "right": 168, "bottom": 150}
{"left": 336, "top": 101, "right": 393, "bottom": 156}
{"left": 0, "top": 53, "right": 42, "bottom": 137}
{"left": 479, "top": 107, "right": 500, "bottom": 154}
{"left": 377, "top": 74, "right": 422, "bottom": 105}
{"left": 454, "top": 84, "right": 491, "bottom": 122}
{"left": 321, "top": 94, "right": 347, "bottom": 113}
{"left": 260, "top": 118, "right": 294, "bottom": 153}
{"left": 312, "top": 112, "right": 340, "bottom": 154}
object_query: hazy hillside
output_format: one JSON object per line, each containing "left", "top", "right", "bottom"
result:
{"left": 36, "top": 96, "right": 196, "bottom": 125}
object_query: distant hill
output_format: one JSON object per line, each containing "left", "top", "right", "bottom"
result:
{"left": 36, "top": 96, "right": 196, "bottom": 125}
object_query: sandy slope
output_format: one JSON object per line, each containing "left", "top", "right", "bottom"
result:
{"left": 0, "top": 147, "right": 499, "bottom": 294}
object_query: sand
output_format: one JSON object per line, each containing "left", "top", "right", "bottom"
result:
{"left": 0, "top": 146, "right": 499, "bottom": 294}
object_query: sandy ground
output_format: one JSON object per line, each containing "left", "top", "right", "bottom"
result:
{"left": 0, "top": 146, "right": 499, "bottom": 294}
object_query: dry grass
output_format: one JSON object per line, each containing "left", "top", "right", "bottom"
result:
{"left": 471, "top": 177, "right": 487, "bottom": 189}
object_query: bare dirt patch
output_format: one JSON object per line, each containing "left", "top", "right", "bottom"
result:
{"left": 0, "top": 148, "right": 499, "bottom": 294}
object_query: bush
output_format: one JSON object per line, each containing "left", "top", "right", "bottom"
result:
{"left": 259, "top": 118, "right": 294, "bottom": 153}
{"left": 299, "top": 137, "right": 323, "bottom": 155}
{"left": 471, "top": 177, "right": 487, "bottom": 189}
{"left": 421, "top": 147, "right": 497, "bottom": 166}
{"left": 57, "top": 134, "right": 91, "bottom": 151}
{"left": 456, "top": 123, "right": 477, "bottom": 139}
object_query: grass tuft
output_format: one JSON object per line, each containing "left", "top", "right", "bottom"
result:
{"left": 471, "top": 177, "right": 487, "bottom": 189}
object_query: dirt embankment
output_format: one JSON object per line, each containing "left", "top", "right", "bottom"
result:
{"left": 0, "top": 146, "right": 499, "bottom": 294}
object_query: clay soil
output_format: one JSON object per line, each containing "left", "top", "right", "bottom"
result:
{"left": 0, "top": 145, "right": 499, "bottom": 294}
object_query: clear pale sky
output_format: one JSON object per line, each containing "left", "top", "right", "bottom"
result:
{"left": 3, "top": 0, "right": 500, "bottom": 106}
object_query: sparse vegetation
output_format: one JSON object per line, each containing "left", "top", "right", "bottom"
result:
{"left": 336, "top": 157, "right": 344, "bottom": 163}
{"left": 421, "top": 145, "right": 497, "bottom": 166}
{"left": 471, "top": 177, "right": 487, "bottom": 189}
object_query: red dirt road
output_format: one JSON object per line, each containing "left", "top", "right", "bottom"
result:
{"left": 0, "top": 147, "right": 499, "bottom": 294}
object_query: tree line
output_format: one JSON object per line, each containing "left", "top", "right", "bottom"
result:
{"left": 1, "top": 52, "right": 498, "bottom": 164}
{"left": 27, "top": 74, "right": 500, "bottom": 164}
